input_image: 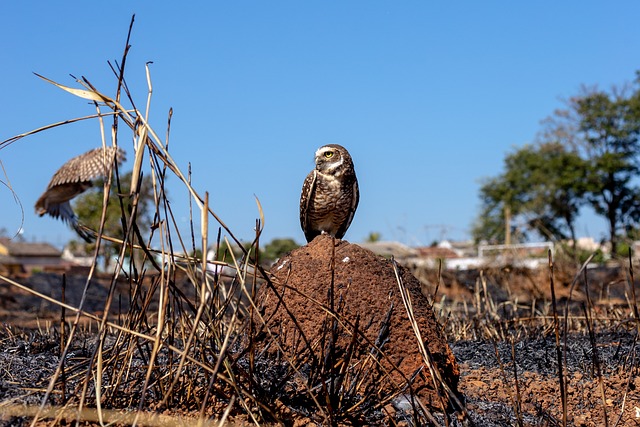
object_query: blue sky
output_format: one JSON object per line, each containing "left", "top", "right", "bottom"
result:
{"left": 1, "top": 2, "right": 639, "bottom": 248}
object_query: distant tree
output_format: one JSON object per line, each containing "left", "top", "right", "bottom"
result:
{"left": 542, "top": 79, "right": 640, "bottom": 254}
{"left": 72, "top": 171, "right": 155, "bottom": 269}
{"left": 209, "top": 238, "right": 274, "bottom": 266}
{"left": 190, "top": 248, "right": 203, "bottom": 261}
{"left": 365, "top": 232, "right": 381, "bottom": 243}
{"left": 204, "top": 237, "right": 298, "bottom": 268}
{"left": 210, "top": 239, "right": 251, "bottom": 263}
{"left": 261, "top": 238, "right": 299, "bottom": 265}
{"left": 518, "top": 143, "right": 588, "bottom": 246}
{"left": 472, "top": 173, "right": 524, "bottom": 245}
{"left": 475, "top": 74, "right": 640, "bottom": 256}
{"left": 472, "top": 142, "right": 589, "bottom": 248}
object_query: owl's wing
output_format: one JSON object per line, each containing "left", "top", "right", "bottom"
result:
{"left": 336, "top": 176, "right": 359, "bottom": 240}
{"left": 45, "top": 200, "right": 94, "bottom": 243}
{"left": 37, "top": 146, "right": 123, "bottom": 242}
{"left": 71, "top": 222, "right": 95, "bottom": 243}
{"left": 299, "top": 170, "right": 317, "bottom": 242}
{"left": 44, "top": 200, "right": 74, "bottom": 221}
{"left": 47, "top": 147, "right": 125, "bottom": 188}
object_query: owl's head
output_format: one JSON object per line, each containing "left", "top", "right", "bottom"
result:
{"left": 314, "top": 144, "right": 354, "bottom": 175}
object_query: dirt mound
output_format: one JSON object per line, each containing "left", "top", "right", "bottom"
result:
{"left": 259, "top": 234, "right": 460, "bottom": 413}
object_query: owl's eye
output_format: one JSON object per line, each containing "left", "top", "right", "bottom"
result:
{"left": 324, "top": 151, "right": 334, "bottom": 159}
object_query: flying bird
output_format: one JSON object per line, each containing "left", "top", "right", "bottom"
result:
{"left": 299, "top": 144, "right": 359, "bottom": 243}
{"left": 35, "top": 146, "right": 125, "bottom": 242}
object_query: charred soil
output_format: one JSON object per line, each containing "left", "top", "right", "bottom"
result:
{"left": 1, "top": 244, "right": 639, "bottom": 426}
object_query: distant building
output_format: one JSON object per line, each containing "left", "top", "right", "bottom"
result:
{"left": 0, "top": 237, "right": 64, "bottom": 275}
{"left": 574, "top": 237, "right": 607, "bottom": 253}
{"left": 411, "top": 244, "right": 474, "bottom": 269}
{"left": 363, "top": 238, "right": 609, "bottom": 272}
{"left": 61, "top": 246, "right": 94, "bottom": 267}
{"left": 440, "top": 240, "right": 477, "bottom": 257}
{"left": 400, "top": 240, "right": 555, "bottom": 271}
{"left": 358, "top": 241, "right": 418, "bottom": 259}
{"left": 416, "top": 246, "right": 460, "bottom": 260}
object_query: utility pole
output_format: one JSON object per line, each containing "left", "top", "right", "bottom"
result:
{"left": 504, "top": 204, "right": 511, "bottom": 246}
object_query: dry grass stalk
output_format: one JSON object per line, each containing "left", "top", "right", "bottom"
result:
{"left": 3, "top": 14, "right": 640, "bottom": 426}
{"left": 547, "top": 250, "right": 568, "bottom": 427}
{"left": 490, "top": 339, "right": 523, "bottom": 427}
{"left": 0, "top": 16, "right": 279, "bottom": 425}
{"left": 0, "top": 403, "right": 252, "bottom": 426}
{"left": 391, "top": 259, "right": 468, "bottom": 426}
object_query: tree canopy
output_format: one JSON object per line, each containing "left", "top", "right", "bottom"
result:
{"left": 72, "top": 170, "right": 155, "bottom": 268}
{"left": 573, "top": 86, "right": 640, "bottom": 254}
{"left": 473, "top": 142, "right": 588, "bottom": 245}
{"left": 473, "top": 73, "right": 640, "bottom": 255}
{"left": 210, "top": 237, "right": 299, "bottom": 267}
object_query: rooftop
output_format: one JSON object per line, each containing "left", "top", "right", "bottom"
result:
{"left": 0, "top": 237, "right": 61, "bottom": 257}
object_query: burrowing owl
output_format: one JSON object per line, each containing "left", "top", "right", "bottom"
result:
{"left": 299, "top": 144, "right": 359, "bottom": 243}
{"left": 35, "top": 146, "right": 125, "bottom": 242}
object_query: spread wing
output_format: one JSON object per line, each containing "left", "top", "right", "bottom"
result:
{"left": 44, "top": 200, "right": 94, "bottom": 242}
{"left": 47, "top": 146, "right": 125, "bottom": 188}
{"left": 35, "top": 146, "right": 125, "bottom": 243}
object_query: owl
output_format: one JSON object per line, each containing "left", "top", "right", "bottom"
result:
{"left": 299, "top": 144, "right": 359, "bottom": 243}
{"left": 35, "top": 146, "right": 126, "bottom": 242}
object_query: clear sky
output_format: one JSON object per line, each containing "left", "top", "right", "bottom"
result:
{"left": 1, "top": 2, "right": 639, "bottom": 248}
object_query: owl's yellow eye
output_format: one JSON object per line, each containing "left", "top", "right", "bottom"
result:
{"left": 324, "top": 151, "right": 334, "bottom": 159}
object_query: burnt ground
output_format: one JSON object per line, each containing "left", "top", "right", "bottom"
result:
{"left": 452, "top": 332, "right": 640, "bottom": 426}
{"left": 420, "top": 263, "right": 640, "bottom": 426}
{"left": 0, "top": 246, "right": 639, "bottom": 426}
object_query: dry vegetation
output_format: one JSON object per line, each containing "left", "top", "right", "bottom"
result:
{"left": 1, "top": 19, "right": 640, "bottom": 427}
{"left": 416, "top": 256, "right": 640, "bottom": 426}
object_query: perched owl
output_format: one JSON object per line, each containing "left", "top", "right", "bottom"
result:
{"left": 35, "top": 146, "right": 126, "bottom": 242}
{"left": 299, "top": 144, "right": 359, "bottom": 243}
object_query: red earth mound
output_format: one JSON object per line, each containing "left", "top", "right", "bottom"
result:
{"left": 259, "top": 234, "right": 460, "bottom": 413}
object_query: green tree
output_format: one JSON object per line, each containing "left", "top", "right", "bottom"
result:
{"left": 475, "top": 74, "right": 640, "bottom": 256}
{"left": 519, "top": 143, "right": 588, "bottom": 247}
{"left": 365, "top": 232, "right": 381, "bottom": 243}
{"left": 72, "top": 170, "right": 155, "bottom": 269}
{"left": 472, "top": 174, "right": 521, "bottom": 244}
{"left": 545, "top": 81, "right": 640, "bottom": 254}
{"left": 210, "top": 240, "right": 253, "bottom": 263}
{"left": 261, "top": 238, "right": 299, "bottom": 265}
{"left": 209, "top": 238, "right": 282, "bottom": 266}
{"left": 472, "top": 143, "right": 588, "bottom": 247}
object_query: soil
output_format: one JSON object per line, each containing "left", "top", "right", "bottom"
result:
{"left": 0, "top": 272, "right": 133, "bottom": 328}
{"left": 260, "top": 235, "right": 460, "bottom": 412}
{"left": 0, "top": 241, "right": 639, "bottom": 426}
{"left": 453, "top": 333, "right": 640, "bottom": 426}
